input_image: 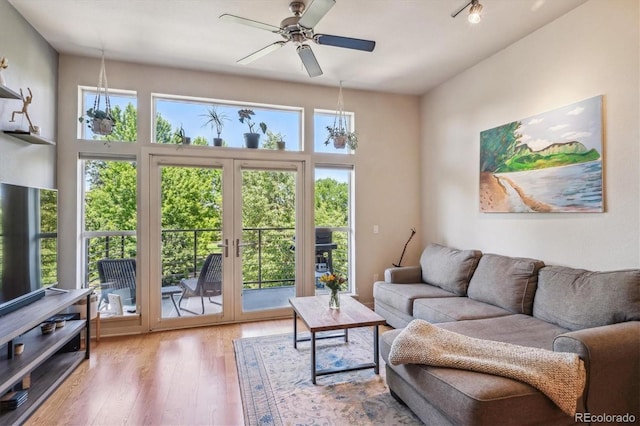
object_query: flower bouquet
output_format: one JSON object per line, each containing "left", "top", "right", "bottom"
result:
{"left": 318, "top": 273, "right": 346, "bottom": 309}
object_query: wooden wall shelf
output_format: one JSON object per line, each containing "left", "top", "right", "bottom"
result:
{"left": 2, "top": 131, "right": 55, "bottom": 145}
{"left": 0, "top": 85, "right": 21, "bottom": 99}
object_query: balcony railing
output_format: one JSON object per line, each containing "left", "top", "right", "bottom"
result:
{"left": 84, "top": 227, "right": 348, "bottom": 290}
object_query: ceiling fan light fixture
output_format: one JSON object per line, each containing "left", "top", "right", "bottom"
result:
{"left": 468, "top": 0, "right": 483, "bottom": 24}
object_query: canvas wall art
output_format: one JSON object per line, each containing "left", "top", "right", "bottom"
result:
{"left": 479, "top": 95, "right": 603, "bottom": 213}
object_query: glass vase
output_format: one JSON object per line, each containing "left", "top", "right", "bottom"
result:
{"left": 329, "top": 288, "right": 340, "bottom": 309}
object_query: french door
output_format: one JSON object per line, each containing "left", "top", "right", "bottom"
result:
{"left": 149, "top": 155, "right": 303, "bottom": 329}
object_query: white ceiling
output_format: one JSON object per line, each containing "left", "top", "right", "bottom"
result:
{"left": 9, "top": 0, "right": 587, "bottom": 95}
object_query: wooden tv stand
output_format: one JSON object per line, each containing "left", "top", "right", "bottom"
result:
{"left": 0, "top": 288, "right": 91, "bottom": 424}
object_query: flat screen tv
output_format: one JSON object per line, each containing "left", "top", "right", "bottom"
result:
{"left": 0, "top": 182, "right": 58, "bottom": 316}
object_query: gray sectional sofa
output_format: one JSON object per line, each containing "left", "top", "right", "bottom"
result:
{"left": 374, "top": 243, "right": 640, "bottom": 426}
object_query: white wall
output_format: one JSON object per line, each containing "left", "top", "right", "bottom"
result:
{"left": 420, "top": 0, "right": 639, "bottom": 269}
{"left": 0, "top": 1, "right": 57, "bottom": 189}
{"left": 56, "top": 56, "right": 422, "bottom": 308}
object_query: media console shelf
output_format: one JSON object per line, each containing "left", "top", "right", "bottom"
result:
{"left": 0, "top": 288, "right": 91, "bottom": 425}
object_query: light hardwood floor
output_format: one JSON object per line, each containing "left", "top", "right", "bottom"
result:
{"left": 26, "top": 319, "right": 296, "bottom": 426}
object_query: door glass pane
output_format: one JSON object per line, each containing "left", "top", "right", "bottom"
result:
{"left": 240, "top": 168, "right": 296, "bottom": 312}
{"left": 159, "top": 165, "right": 224, "bottom": 318}
{"left": 314, "top": 167, "right": 352, "bottom": 293}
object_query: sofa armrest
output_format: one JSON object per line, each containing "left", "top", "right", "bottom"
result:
{"left": 553, "top": 321, "right": 640, "bottom": 417}
{"left": 384, "top": 266, "right": 422, "bottom": 284}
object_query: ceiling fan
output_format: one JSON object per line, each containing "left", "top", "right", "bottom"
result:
{"left": 219, "top": 0, "right": 376, "bottom": 78}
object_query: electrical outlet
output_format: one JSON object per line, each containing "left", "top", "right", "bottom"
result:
{"left": 373, "top": 225, "right": 379, "bottom": 234}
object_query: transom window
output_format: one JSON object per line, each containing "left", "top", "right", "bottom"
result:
{"left": 78, "top": 87, "right": 137, "bottom": 142}
{"left": 152, "top": 95, "right": 303, "bottom": 150}
{"left": 314, "top": 110, "right": 356, "bottom": 154}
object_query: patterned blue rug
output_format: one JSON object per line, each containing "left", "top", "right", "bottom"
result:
{"left": 234, "top": 328, "right": 422, "bottom": 426}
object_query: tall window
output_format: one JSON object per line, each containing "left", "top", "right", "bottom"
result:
{"left": 82, "top": 158, "right": 137, "bottom": 315}
{"left": 39, "top": 189, "right": 58, "bottom": 286}
{"left": 314, "top": 106, "right": 356, "bottom": 292}
{"left": 314, "top": 167, "right": 354, "bottom": 293}
{"left": 153, "top": 95, "right": 302, "bottom": 150}
{"left": 78, "top": 87, "right": 137, "bottom": 142}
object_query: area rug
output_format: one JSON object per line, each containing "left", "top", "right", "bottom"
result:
{"left": 234, "top": 328, "right": 422, "bottom": 426}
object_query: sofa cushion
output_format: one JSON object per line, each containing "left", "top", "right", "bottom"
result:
{"left": 467, "top": 254, "right": 544, "bottom": 315}
{"left": 533, "top": 266, "right": 640, "bottom": 331}
{"left": 373, "top": 300, "right": 415, "bottom": 329}
{"left": 373, "top": 282, "right": 455, "bottom": 316}
{"left": 437, "top": 314, "right": 569, "bottom": 350}
{"left": 420, "top": 244, "right": 482, "bottom": 296}
{"left": 413, "top": 297, "right": 512, "bottom": 324}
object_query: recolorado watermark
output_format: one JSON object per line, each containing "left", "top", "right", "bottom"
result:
{"left": 575, "top": 412, "right": 636, "bottom": 423}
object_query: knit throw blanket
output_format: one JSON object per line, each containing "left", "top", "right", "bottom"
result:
{"left": 388, "top": 319, "right": 586, "bottom": 416}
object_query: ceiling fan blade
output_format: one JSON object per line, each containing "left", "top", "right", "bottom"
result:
{"left": 314, "top": 34, "right": 375, "bottom": 52}
{"left": 219, "top": 14, "right": 282, "bottom": 33}
{"left": 296, "top": 45, "right": 323, "bottom": 77}
{"left": 298, "top": 0, "right": 336, "bottom": 28}
{"left": 238, "top": 41, "right": 287, "bottom": 65}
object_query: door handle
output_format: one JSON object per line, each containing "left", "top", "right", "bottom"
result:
{"left": 235, "top": 238, "right": 254, "bottom": 257}
{"left": 216, "top": 239, "right": 229, "bottom": 257}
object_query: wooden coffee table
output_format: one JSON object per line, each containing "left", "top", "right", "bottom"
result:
{"left": 289, "top": 295, "right": 387, "bottom": 384}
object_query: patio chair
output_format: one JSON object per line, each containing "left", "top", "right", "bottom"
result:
{"left": 97, "top": 258, "right": 137, "bottom": 308}
{"left": 178, "top": 253, "right": 222, "bottom": 315}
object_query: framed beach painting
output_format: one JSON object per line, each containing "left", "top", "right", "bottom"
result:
{"left": 479, "top": 95, "right": 603, "bottom": 213}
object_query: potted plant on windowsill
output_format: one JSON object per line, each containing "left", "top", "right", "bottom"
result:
{"left": 202, "top": 106, "right": 229, "bottom": 147}
{"left": 178, "top": 124, "right": 190, "bottom": 145}
{"left": 238, "top": 108, "right": 267, "bottom": 149}
{"left": 79, "top": 107, "right": 116, "bottom": 136}
{"left": 265, "top": 130, "right": 286, "bottom": 150}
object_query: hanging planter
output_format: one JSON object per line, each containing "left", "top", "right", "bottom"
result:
{"left": 78, "top": 55, "right": 115, "bottom": 136}
{"left": 325, "top": 82, "right": 358, "bottom": 150}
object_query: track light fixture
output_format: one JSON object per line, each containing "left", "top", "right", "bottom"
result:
{"left": 451, "top": 0, "right": 484, "bottom": 24}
